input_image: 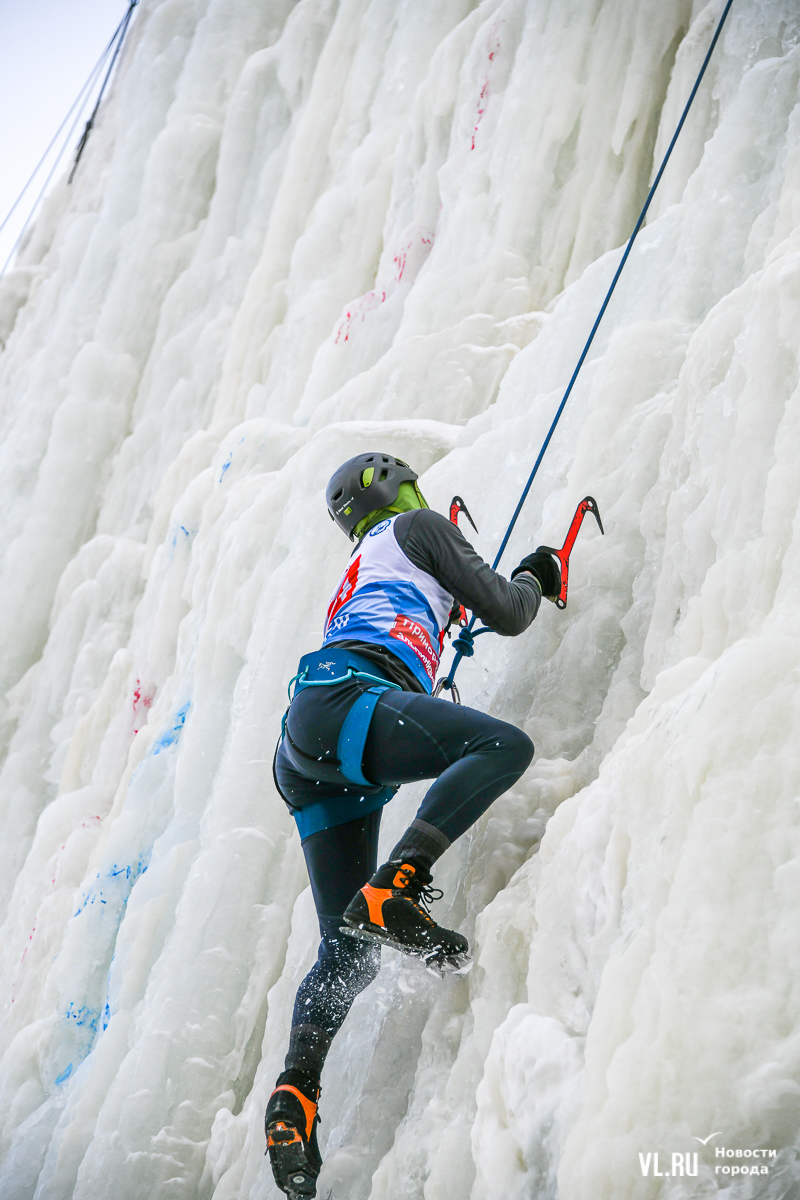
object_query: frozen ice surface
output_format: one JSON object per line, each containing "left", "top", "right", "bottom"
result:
{"left": 0, "top": 0, "right": 799, "bottom": 1197}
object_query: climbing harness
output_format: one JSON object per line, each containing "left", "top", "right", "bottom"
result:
{"left": 0, "top": 1, "right": 139, "bottom": 281}
{"left": 435, "top": 0, "right": 735, "bottom": 702}
{"left": 276, "top": 647, "right": 402, "bottom": 840}
{"left": 283, "top": 651, "right": 401, "bottom": 786}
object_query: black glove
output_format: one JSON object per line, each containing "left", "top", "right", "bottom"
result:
{"left": 510, "top": 547, "right": 562, "bottom": 600}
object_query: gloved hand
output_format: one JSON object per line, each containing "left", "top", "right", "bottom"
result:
{"left": 510, "top": 548, "right": 562, "bottom": 600}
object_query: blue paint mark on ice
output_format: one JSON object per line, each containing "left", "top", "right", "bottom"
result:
{"left": 65, "top": 1002, "right": 100, "bottom": 1034}
{"left": 169, "top": 524, "right": 194, "bottom": 553}
{"left": 152, "top": 702, "right": 190, "bottom": 755}
{"left": 53, "top": 1004, "right": 102, "bottom": 1085}
{"left": 62, "top": 853, "right": 153, "bottom": 1077}
{"left": 59, "top": 703, "right": 189, "bottom": 1074}
{"left": 73, "top": 857, "right": 150, "bottom": 918}
{"left": 219, "top": 451, "right": 233, "bottom": 481}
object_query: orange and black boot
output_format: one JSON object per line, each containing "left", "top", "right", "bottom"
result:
{"left": 341, "top": 859, "right": 469, "bottom": 970}
{"left": 265, "top": 1069, "right": 322, "bottom": 1198}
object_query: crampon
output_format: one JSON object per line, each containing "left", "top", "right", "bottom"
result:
{"left": 265, "top": 1072, "right": 322, "bottom": 1198}
{"left": 341, "top": 860, "right": 471, "bottom": 974}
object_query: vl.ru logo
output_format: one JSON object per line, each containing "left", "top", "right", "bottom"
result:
{"left": 639, "top": 1136, "right": 776, "bottom": 1181}
{"left": 639, "top": 1152, "right": 698, "bottom": 1178}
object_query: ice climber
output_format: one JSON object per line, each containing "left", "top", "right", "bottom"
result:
{"left": 265, "top": 452, "right": 561, "bottom": 1197}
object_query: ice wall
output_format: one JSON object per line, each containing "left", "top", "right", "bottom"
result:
{"left": 0, "top": 1, "right": 799, "bottom": 1197}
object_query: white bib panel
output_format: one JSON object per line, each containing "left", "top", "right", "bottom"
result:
{"left": 323, "top": 516, "right": 453, "bottom": 691}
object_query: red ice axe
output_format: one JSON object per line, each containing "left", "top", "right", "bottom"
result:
{"left": 449, "top": 495, "right": 478, "bottom": 533}
{"left": 434, "top": 493, "right": 603, "bottom": 701}
{"left": 448, "top": 496, "right": 479, "bottom": 627}
{"left": 539, "top": 495, "right": 604, "bottom": 609}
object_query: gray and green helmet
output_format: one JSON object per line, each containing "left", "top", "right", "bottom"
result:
{"left": 326, "top": 452, "right": 418, "bottom": 539}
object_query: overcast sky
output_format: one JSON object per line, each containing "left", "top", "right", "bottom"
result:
{"left": 0, "top": 0, "right": 135, "bottom": 269}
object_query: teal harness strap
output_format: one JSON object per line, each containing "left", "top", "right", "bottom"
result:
{"left": 337, "top": 686, "right": 391, "bottom": 786}
{"left": 292, "top": 786, "right": 394, "bottom": 840}
{"left": 289, "top": 665, "right": 396, "bottom": 696}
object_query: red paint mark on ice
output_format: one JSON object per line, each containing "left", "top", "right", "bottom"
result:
{"left": 471, "top": 81, "right": 489, "bottom": 149}
{"left": 12, "top": 925, "right": 37, "bottom": 1001}
{"left": 471, "top": 22, "right": 503, "bottom": 150}
{"left": 333, "top": 228, "right": 435, "bottom": 343}
{"left": 393, "top": 233, "right": 432, "bottom": 283}
{"left": 335, "top": 290, "right": 387, "bottom": 343}
{"left": 132, "top": 679, "right": 155, "bottom": 736}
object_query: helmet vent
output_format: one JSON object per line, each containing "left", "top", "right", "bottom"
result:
{"left": 378, "top": 468, "right": 389, "bottom": 482}
{"left": 332, "top": 488, "right": 343, "bottom": 501}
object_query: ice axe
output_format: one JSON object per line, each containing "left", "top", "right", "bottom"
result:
{"left": 539, "top": 495, "right": 604, "bottom": 609}
{"left": 449, "top": 495, "right": 478, "bottom": 533}
{"left": 448, "top": 496, "right": 479, "bottom": 628}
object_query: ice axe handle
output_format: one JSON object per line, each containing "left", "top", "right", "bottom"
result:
{"left": 540, "top": 496, "right": 603, "bottom": 610}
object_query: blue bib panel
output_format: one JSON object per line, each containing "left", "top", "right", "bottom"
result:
{"left": 322, "top": 516, "right": 453, "bottom": 692}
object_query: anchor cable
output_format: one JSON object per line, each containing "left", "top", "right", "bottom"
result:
{"left": 0, "top": 2, "right": 138, "bottom": 280}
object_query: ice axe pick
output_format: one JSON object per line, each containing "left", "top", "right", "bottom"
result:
{"left": 539, "top": 495, "right": 604, "bottom": 609}
{"left": 449, "top": 495, "right": 478, "bottom": 534}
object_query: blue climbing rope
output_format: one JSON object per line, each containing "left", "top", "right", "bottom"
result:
{"left": 439, "top": 0, "right": 735, "bottom": 696}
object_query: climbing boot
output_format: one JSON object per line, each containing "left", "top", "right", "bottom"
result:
{"left": 265, "top": 1069, "right": 322, "bottom": 1198}
{"left": 341, "top": 859, "right": 470, "bottom": 971}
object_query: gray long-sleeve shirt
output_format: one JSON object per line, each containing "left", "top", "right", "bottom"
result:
{"left": 336, "top": 508, "right": 541, "bottom": 692}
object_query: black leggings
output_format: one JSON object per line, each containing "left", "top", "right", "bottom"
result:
{"left": 363, "top": 689, "right": 534, "bottom": 843}
{"left": 277, "top": 685, "right": 533, "bottom": 1041}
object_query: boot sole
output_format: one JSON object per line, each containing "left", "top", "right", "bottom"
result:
{"left": 266, "top": 1122, "right": 319, "bottom": 1198}
{"left": 340, "top": 920, "right": 471, "bottom": 974}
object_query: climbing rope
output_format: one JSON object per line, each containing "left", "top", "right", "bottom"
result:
{"left": 69, "top": 0, "right": 140, "bottom": 184}
{"left": 0, "top": 1, "right": 138, "bottom": 280}
{"left": 439, "top": 0, "right": 735, "bottom": 697}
